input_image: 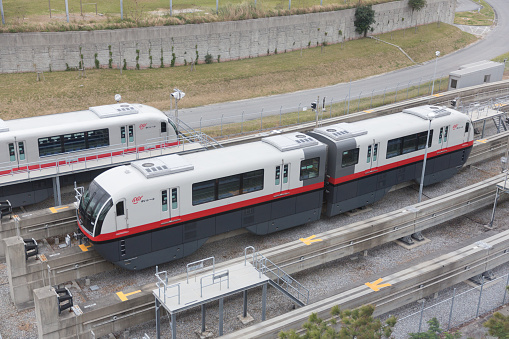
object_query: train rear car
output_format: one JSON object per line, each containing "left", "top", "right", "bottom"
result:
{"left": 0, "top": 103, "right": 178, "bottom": 206}
{"left": 308, "top": 105, "right": 474, "bottom": 217}
{"left": 77, "top": 132, "right": 327, "bottom": 270}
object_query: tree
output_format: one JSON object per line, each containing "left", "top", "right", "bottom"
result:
{"left": 408, "top": 0, "right": 427, "bottom": 33}
{"left": 354, "top": 5, "right": 376, "bottom": 38}
{"left": 278, "top": 304, "right": 397, "bottom": 338}
{"left": 483, "top": 311, "right": 509, "bottom": 338}
{"left": 409, "top": 318, "right": 461, "bottom": 339}
{"left": 408, "top": 0, "right": 427, "bottom": 12}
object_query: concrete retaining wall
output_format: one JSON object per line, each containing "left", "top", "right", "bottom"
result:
{"left": 0, "top": 0, "right": 455, "bottom": 73}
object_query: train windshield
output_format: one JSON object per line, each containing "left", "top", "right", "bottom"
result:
{"left": 78, "top": 181, "right": 112, "bottom": 237}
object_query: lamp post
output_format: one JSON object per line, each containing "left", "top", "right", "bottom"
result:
{"left": 418, "top": 112, "right": 436, "bottom": 203}
{"left": 431, "top": 51, "right": 440, "bottom": 95}
{"left": 171, "top": 88, "right": 185, "bottom": 132}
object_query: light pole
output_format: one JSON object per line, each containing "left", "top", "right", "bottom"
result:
{"left": 171, "top": 88, "right": 185, "bottom": 132}
{"left": 431, "top": 51, "right": 440, "bottom": 95}
{"left": 418, "top": 112, "right": 436, "bottom": 203}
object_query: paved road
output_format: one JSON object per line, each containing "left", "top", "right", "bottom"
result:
{"left": 178, "top": 0, "right": 509, "bottom": 128}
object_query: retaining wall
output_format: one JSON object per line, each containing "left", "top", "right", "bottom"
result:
{"left": 0, "top": 0, "right": 455, "bottom": 73}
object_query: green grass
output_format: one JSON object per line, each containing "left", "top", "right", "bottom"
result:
{"left": 492, "top": 53, "right": 509, "bottom": 72}
{"left": 0, "top": 0, "right": 393, "bottom": 32}
{"left": 454, "top": 0, "right": 494, "bottom": 26}
{"left": 199, "top": 77, "right": 449, "bottom": 139}
{"left": 0, "top": 23, "right": 477, "bottom": 120}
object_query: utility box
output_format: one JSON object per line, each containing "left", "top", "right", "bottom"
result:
{"left": 448, "top": 60, "right": 505, "bottom": 90}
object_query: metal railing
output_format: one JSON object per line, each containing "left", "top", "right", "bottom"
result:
{"left": 200, "top": 269, "right": 230, "bottom": 297}
{"left": 0, "top": 131, "right": 206, "bottom": 181}
{"left": 155, "top": 266, "right": 181, "bottom": 305}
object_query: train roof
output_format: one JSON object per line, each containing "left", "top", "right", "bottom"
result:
{"left": 312, "top": 105, "right": 467, "bottom": 142}
{"left": 0, "top": 103, "right": 164, "bottom": 133}
{"left": 95, "top": 132, "right": 324, "bottom": 193}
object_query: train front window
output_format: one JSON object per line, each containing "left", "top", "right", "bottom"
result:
{"left": 78, "top": 181, "right": 111, "bottom": 236}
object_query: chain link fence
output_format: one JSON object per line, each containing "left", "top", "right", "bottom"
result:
{"left": 380, "top": 272, "right": 509, "bottom": 338}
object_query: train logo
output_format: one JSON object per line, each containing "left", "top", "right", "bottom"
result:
{"left": 139, "top": 123, "right": 148, "bottom": 130}
{"left": 132, "top": 196, "right": 143, "bottom": 204}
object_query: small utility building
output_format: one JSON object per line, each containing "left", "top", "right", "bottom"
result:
{"left": 448, "top": 60, "right": 505, "bottom": 90}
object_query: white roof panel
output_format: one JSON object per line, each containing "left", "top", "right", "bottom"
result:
{"left": 89, "top": 103, "right": 139, "bottom": 118}
{"left": 0, "top": 119, "right": 9, "bottom": 133}
{"left": 312, "top": 123, "right": 367, "bottom": 141}
{"left": 131, "top": 154, "right": 194, "bottom": 178}
{"left": 262, "top": 132, "right": 318, "bottom": 152}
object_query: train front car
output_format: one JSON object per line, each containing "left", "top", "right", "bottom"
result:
{"left": 77, "top": 132, "right": 327, "bottom": 270}
{"left": 309, "top": 105, "right": 474, "bottom": 217}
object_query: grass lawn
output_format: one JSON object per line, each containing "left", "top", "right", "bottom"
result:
{"left": 0, "top": 23, "right": 478, "bottom": 121}
{"left": 0, "top": 0, "right": 390, "bottom": 32}
{"left": 454, "top": 0, "right": 494, "bottom": 26}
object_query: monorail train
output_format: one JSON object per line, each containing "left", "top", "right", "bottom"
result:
{"left": 0, "top": 103, "right": 179, "bottom": 207}
{"left": 76, "top": 105, "right": 474, "bottom": 270}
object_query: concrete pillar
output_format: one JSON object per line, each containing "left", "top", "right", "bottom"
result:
{"left": 4, "top": 236, "right": 28, "bottom": 304}
{"left": 34, "top": 286, "right": 59, "bottom": 339}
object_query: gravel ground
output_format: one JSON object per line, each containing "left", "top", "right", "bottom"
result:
{"left": 1, "top": 122, "right": 509, "bottom": 338}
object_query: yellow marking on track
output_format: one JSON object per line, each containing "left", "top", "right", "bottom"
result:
{"left": 116, "top": 290, "right": 142, "bottom": 302}
{"left": 494, "top": 103, "right": 508, "bottom": 108}
{"left": 49, "top": 206, "right": 70, "bottom": 213}
{"left": 476, "top": 139, "right": 487, "bottom": 144}
{"left": 299, "top": 235, "right": 323, "bottom": 245}
{"left": 432, "top": 93, "right": 443, "bottom": 97}
{"left": 365, "top": 278, "right": 392, "bottom": 291}
{"left": 79, "top": 244, "right": 93, "bottom": 252}
{"left": 363, "top": 109, "right": 374, "bottom": 113}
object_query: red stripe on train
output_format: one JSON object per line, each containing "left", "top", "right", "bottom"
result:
{"left": 328, "top": 142, "right": 473, "bottom": 185}
{"left": 0, "top": 141, "right": 180, "bottom": 177}
{"left": 80, "top": 181, "right": 324, "bottom": 243}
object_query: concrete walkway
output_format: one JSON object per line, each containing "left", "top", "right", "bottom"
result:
{"left": 456, "top": 0, "right": 482, "bottom": 12}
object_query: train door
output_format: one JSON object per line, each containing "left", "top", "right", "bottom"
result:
{"left": 438, "top": 125, "right": 450, "bottom": 149}
{"left": 367, "top": 142, "right": 379, "bottom": 169}
{"left": 160, "top": 121, "right": 168, "bottom": 142}
{"left": 115, "top": 199, "right": 128, "bottom": 230}
{"left": 464, "top": 121, "right": 471, "bottom": 143}
{"left": 275, "top": 162, "right": 290, "bottom": 193}
{"left": 120, "top": 125, "right": 135, "bottom": 148}
{"left": 161, "top": 188, "right": 180, "bottom": 221}
{"left": 8, "top": 140, "right": 27, "bottom": 168}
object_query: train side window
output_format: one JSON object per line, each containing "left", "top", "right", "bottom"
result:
{"left": 300, "top": 158, "right": 320, "bottom": 180}
{"left": 192, "top": 180, "right": 216, "bottom": 205}
{"left": 161, "top": 190, "right": 168, "bottom": 212}
{"left": 171, "top": 189, "right": 178, "bottom": 209}
{"left": 161, "top": 122, "right": 167, "bottom": 133}
{"left": 116, "top": 201, "right": 125, "bottom": 216}
{"left": 128, "top": 125, "right": 134, "bottom": 142}
{"left": 367, "top": 145, "right": 371, "bottom": 163}
{"left": 341, "top": 149, "right": 359, "bottom": 168}
{"left": 444, "top": 126, "right": 449, "bottom": 142}
{"left": 465, "top": 122, "right": 470, "bottom": 133}
{"left": 38, "top": 136, "right": 63, "bottom": 157}
{"left": 283, "top": 164, "right": 288, "bottom": 184}
{"left": 18, "top": 142, "right": 25, "bottom": 160}
{"left": 387, "top": 138, "right": 402, "bottom": 158}
{"left": 8, "top": 143, "right": 15, "bottom": 162}
{"left": 373, "top": 144, "right": 378, "bottom": 161}
{"left": 439, "top": 127, "right": 443, "bottom": 143}
{"left": 402, "top": 134, "right": 417, "bottom": 154}
{"left": 63, "top": 132, "right": 86, "bottom": 152}
{"left": 275, "top": 166, "right": 280, "bottom": 185}
{"left": 218, "top": 175, "right": 240, "bottom": 199}
{"left": 120, "top": 127, "right": 126, "bottom": 143}
{"left": 87, "top": 129, "right": 109, "bottom": 149}
{"left": 417, "top": 130, "right": 434, "bottom": 150}
{"left": 242, "top": 169, "right": 264, "bottom": 193}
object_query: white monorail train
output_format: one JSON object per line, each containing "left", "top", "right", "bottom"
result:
{"left": 0, "top": 103, "right": 179, "bottom": 206}
{"left": 77, "top": 105, "right": 474, "bottom": 270}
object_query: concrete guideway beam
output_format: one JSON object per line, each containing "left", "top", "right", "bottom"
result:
{"left": 0, "top": 204, "right": 76, "bottom": 258}
{"left": 32, "top": 171, "right": 508, "bottom": 338}
{"left": 224, "top": 231, "right": 509, "bottom": 338}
